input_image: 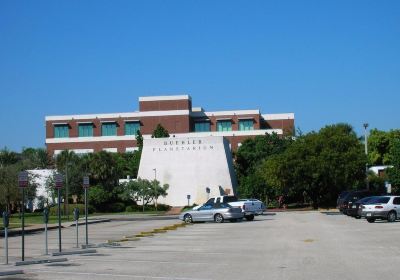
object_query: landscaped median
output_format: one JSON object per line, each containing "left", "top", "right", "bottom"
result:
{"left": 107, "top": 222, "right": 191, "bottom": 244}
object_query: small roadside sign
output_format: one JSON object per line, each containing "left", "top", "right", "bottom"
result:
{"left": 83, "top": 176, "right": 90, "bottom": 188}
{"left": 18, "top": 171, "right": 29, "bottom": 188}
{"left": 55, "top": 174, "right": 63, "bottom": 189}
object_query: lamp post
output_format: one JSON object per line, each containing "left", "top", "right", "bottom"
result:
{"left": 153, "top": 168, "right": 157, "bottom": 211}
{"left": 363, "top": 123, "right": 369, "bottom": 190}
{"left": 65, "top": 162, "right": 73, "bottom": 221}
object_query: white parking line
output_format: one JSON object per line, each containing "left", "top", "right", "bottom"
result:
{"left": 25, "top": 270, "right": 212, "bottom": 280}
{"left": 69, "top": 258, "right": 228, "bottom": 266}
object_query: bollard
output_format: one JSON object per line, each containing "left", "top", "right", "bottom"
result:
{"left": 43, "top": 208, "right": 49, "bottom": 255}
{"left": 2, "top": 211, "right": 10, "bottom": 265}
{"left": 73, "top": 208, "right": 80, "bottom": 248}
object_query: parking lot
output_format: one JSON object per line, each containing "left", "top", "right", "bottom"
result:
{"left": 1, "top": 211, "right": 400, "bottom": 280}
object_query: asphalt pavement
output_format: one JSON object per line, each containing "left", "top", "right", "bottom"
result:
{"left": 1, "top": 212, "right": 400, "bottom": 280}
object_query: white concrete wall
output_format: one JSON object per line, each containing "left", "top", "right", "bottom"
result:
{"left": 137, "top": 136, "right": 238, "bottom": 206}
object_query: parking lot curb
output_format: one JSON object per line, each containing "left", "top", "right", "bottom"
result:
{"left": 51, "top": 249, "right": 97, "bottom": 256}
{"left": 0, "top": 270, "right": 24, "bottom": 276}
{"left": 15, "top": 258, "right": 68, "bottom": 266}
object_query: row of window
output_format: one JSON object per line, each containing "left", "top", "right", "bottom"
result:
{"left": 54, "top": 120, "right": 254, "bottom": 138}
{"left": 194, "top": 119, "right": 254, "bottom": 132}
{"left": 54, "top": 122, "right": 140, "bottom": 138}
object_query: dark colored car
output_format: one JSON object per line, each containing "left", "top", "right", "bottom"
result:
{"left": 338, "top": 190, "right": 376, "bottom": 215}
{"left": 347, "top": 196, "right": 379, "bottom": 218}
{"left": 337, "top": 191, "right": 350, "bottom": 211}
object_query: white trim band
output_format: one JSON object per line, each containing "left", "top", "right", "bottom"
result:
{"left": 262, "top": 113, "right": 294, "bottom": 120}
{"left": 45, "top": 110, "right": 190, "bottom": 121}
{"left": 46, "top": 129, "right": 283, "bottom": 144}
{"left": 191, "top": 109, "right": 260, "bottom": 117}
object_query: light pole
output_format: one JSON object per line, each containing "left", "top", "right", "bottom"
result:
{"left": 153, "top": 168, "right": 157, "bottom": 211}
{"left": 363, "top": 123, "right": 369, "bottom": 190}
{"left": 65, "top": 162, "right": 73, "bottom": 221}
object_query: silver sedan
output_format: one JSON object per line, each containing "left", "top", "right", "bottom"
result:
{"left": 179, "top": 203, "right": 244, "bottom": 223}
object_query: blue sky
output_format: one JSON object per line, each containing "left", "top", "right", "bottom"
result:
{"left": 1, "top": 0, "right": 399, "bottom": 151}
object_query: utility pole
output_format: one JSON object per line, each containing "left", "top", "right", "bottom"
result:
{"left": 363, "top": 123, "right": 369, "bottom": 190}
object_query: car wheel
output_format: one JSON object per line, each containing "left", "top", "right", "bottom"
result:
{"left": 184, "top": 214, "right": 193, "bottom": 224}
{"left": 367, "top": 218, "right": 375, "bottom": 223}
{"left": 387, "top": 211, "right": 397, "bottom": 223}
{"left": 214, "top": 214, "right": 224, "bottom": 223}
{"left": 245, "top": 214, "right": 255, "bottom": 221}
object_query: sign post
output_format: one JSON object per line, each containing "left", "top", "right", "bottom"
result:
{"left": 18, "top": 171, "right": 28, "bottom": 261}
{"left": 43, "top": 207, "right": 49, "bottom": 255}
{"left": 55, "top": 173, "right": 64, "bottom": 253}
{"left": 187, "top": 194, "right": 191, "bottom": 207}
{"left": 2, "top": 211, "right": 10, "bottom": 265}
{"left": 73, "top": 208, "right": 80, "bottom": 248}
{"left": 83, "top": 176, "right": 90, "bottom": 246}
{"left": 206, "top": 187, "right": 210, "bottom": 200}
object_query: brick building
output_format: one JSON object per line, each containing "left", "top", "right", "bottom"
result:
{"left": 45, "top": 95, "right": 294, "bottom": 156}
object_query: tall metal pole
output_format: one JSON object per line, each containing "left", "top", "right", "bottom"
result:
{"left": 18, "top": 171, "right": 28, "bottom": 262}
{"left": 21, "top": 188, "right": 25, "bottom": 261}
{"left": 364, "top": 123, "right": 369, "bottom": 190}
{"left": 153, "top": 168, "right": 157, "bottom": 211}
{"left": 45, "top": 223, "right": 48, "bottom": 255}
{"left": 58, "top": 188, "right": 62, "bottom": 252}
{"left": 4, "top": 228, "right": 8, "bottom": 265}
{"left": 85, "top": 188, "right": 88, "bottom": 246}
{"left": 66, "top": 164, "right": 69, "bottom": 221}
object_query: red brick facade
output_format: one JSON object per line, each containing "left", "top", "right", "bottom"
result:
{"left": 46, "top": 95, "right": 294, "bottom": 156}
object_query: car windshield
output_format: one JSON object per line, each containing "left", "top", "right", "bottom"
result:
{"left": 224, "top": 196, "right": 238, "bottom": 203}
{"left": 367, "top": 197, "right": 390, "bottom": 204}
{"left": 339, "top": 191, "right": 349, "bottom": 199}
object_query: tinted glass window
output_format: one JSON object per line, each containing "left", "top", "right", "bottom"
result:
{"left": 199, "top": 205, "right": 213, "bottom": 211}
{"left": 214, "top": 203, "right": 231, "bottom": 209}
{"left": 224, "top": 196, "right": 238, "bottom": 203}
{"left": 368, "top": 197, "right": 390, "bottom": 204}
{"left": 393, "top": 197, "right": 400, "bottom": 205}
{"left": 339, "top": 192, "right": 349, "bottom": 199}
{"left": 205, "top": 198, "right": 214, "bottom": 205}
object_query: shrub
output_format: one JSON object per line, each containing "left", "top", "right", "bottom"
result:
{"left": 49, "top": 204, "right": 95, "bottom": 216}
{"left": 125, "top": 204, "right": 171, "bottom": 212}
{"left": 108, "top": 202, "right": 125, "bottom": 213}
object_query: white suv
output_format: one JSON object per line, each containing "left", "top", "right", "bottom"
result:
{"left": 361, "top": 196, "right": 400, "bottom": 223}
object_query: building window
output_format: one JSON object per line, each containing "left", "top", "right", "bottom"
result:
{"left": 125, "top": 122, "right": 140, "bottom": 135}
{"left": 54, "top": 124, "right": 69, "bottom": 138}
{"left": 78, "top": 123, "right": 93, "bottom": 137}
{"left": 194, "top": 122, "right": 211, "bottom": 132}
{"left": 217, "top": 120, "right": 232, "bottom": 132}
{"left": 102, "top": 123, "right": 117, "bottom": 136}
{"left": 239, "top": 120, "right": 254, "bottom": 131}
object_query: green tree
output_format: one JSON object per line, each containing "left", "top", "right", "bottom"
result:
{"left": 151, "top": 124, "right": 170, "bottom": 138}
{"left": 234, "top": 133, "right": 292, "bottom": 200}
{"left": 0, "top": 148, "right": 18, "bottom": 166}
{"left": 151, "top": 179, "right": 169, "bottom": 210}
{"left": 55, "top": 150, "right": 86, "bottom": 197}
{"left": 136, "top": 130, "right": 144, "bottom": 151}
{"left": 21, "top": 148, "right": 53, "bottom": 169}
{"left": 264, "top": 124, "right": 366, "bottom": 208}
{"left": 367, "top": 129, "right": 400, "bottom": 165}
{"left": 121, "top": 178, "right": 169, "bottom": 212}
{"left": 387, "top": 138, "right": 400, "bottom": 193}
{"left": 88, "top": 151, "right": 117, "bottom": 190}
